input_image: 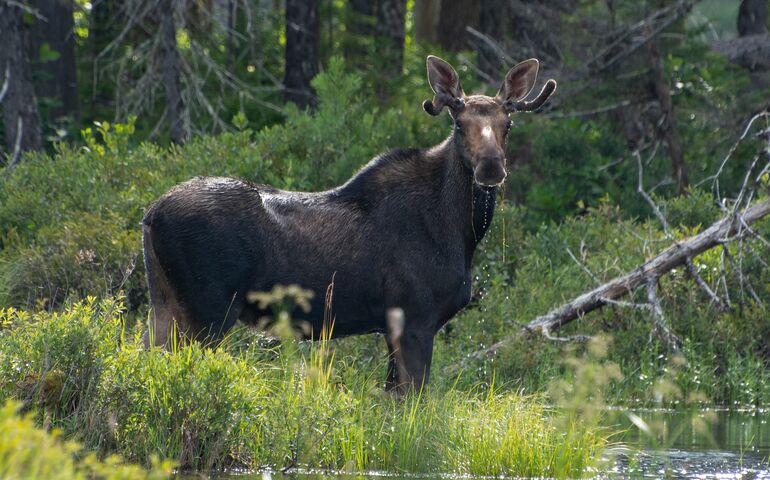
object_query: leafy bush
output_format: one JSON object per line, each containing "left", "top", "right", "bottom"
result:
{"left": 0, "top": 297, "right": 125, "bottom": 445}
{"left": 0, "top": 400, "right": 172, "bottom": 479}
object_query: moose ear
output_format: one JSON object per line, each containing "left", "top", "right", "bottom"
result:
{"left": 423, "top": 55, "right": 465, "bottom": 116}
{"left": 497, "top": 58, "right": 539, "bottom": 104}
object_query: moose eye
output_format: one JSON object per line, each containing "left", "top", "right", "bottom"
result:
{"left": 455, "top": 120, "right": 463, "bottom": 131}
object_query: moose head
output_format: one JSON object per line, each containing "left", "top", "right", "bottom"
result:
{"left": 423, "top": 55, "right": 557, "bottom": 187}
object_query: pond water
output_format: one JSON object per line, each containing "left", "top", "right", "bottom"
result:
{"left": 221, "top": 409, "right": 770, "bottom": 479}
{"left": 606, "top": 408, "right": 770, "bottom": 478}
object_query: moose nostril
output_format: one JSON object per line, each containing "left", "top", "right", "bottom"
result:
{"left": 474, "top": 160, "right": 507, "bottom": 187}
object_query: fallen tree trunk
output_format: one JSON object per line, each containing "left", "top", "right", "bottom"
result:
{"left": 472, "top": 198, "right": 770, "bottom": 360}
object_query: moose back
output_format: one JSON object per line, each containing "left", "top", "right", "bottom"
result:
{"left": 143, "top": 55, "right": 556, "bottom": 392}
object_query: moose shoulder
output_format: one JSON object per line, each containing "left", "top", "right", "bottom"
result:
{"left": 143, "top": 55, "right": 556, "bottom": 392}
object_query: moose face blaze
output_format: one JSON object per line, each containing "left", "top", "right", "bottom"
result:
{"left": 452, "top": 97, "right": 511, "bottom": 187}
{"left": 422, "top": 55, "right": 557, "bottom": 188}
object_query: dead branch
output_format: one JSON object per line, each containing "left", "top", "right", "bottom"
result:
{"left": 684, "top": 257, "right": 725, "bottom": 310}
{"left": 543, "top": 99, "right": 636, "bottom": 120}
{"left": 465, "top": 198, "right": 770, "bottom": 362}
{"left": 586, "top": 0, "right": 697, "bottom": 73}
{"left": 636, "top": 150, "right": 725, "bottom": 309}
{"left": 645, "top": 276, "right": 681, "bottom": 353}
{"left": 699, "top": 112, "right": 769, "bottom": 195}
{"left": 465, "top": 26, "right": 516, "bottom": 67}
{"left": 0, "top": 63, "right": 9, "bottom": 104}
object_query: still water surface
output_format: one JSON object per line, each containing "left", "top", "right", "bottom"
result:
{"left": 221, "top": 409, "right": 770, "bottom": 479}
{"left": 607, "top": 408, "right": 770, "bottom": 478}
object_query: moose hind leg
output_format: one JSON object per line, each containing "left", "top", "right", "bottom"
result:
{"left": 143, "top": 226, "right": 189, "bottom": 348}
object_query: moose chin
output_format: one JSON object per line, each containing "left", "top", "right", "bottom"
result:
{"left": 142, "top": 55, "right": 556, "bottom": 394}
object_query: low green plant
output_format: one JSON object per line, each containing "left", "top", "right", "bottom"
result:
{"left": 0, "top": 400, "right": 173, "bottom": 479}
{"left": 0, "top": 297, "right": 608, "bottom": 477}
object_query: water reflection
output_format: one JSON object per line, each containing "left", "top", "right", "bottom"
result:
{"left": 610, "top": 449, "right": 770, "bottom": 478}
{"left": 609, "top": 408, "right": 770, "bottom": 455}
{"left": 607, "top": 409, "right": 770, "bottom": 478}
{"left": 217, "top": 410, "right": 770, "bottom": 479}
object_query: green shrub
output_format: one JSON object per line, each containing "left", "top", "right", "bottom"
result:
{"left": 0, "top": 297, "right": 126, "bottom": 446}
{"left": 0, "top": 400, "right": 172, "bottom": 479}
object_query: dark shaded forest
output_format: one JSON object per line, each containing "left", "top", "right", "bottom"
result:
{"left": 2, "top": 1, "right": 767, "bottom": 159}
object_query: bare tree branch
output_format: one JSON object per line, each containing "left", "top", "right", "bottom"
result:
{"left": 586, "top": 0, "right": 698, "bottom": 73}
{"left": 465, "top": 26, "right": 516, "bottom": 67}
{"left": 566, "top": 246, "right": 601, "bottom": 284}
{"left": 645, "top": 277, "right": 681, "bottom": 352}
{"left": 684, "top": 257, "right": 726, "bottom": 310}
{"left": 542, "top": 330, "right": 593, "bottom": 343}
{"left": 5, "top": 0, "right": 45, "bottom": 20}
{"left": 459, "top": 198, "right": 770, "bottom": 364}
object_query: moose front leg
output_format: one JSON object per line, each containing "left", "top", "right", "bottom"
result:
{"left": 385, "top": 307, "right": 436, "bottom": 395}
{"left": 399, "top": 326, "right": 435, "bottom": 393}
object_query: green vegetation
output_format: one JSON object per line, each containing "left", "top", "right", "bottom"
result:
{"left": 0, "top": 399, "right": 172, "bottom": 479}
{"left": 0, "top": 298, "right": 608, "bottom": 476}
{"left": 1, "top": 1, "right": 769, "bottom": 475}
{"left": 0, "top": 59, "right": 767, "bottom": 414}
{"left": 432, "top": 195, "right": 770, "bottom": 408}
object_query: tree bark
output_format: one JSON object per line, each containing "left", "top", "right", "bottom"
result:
{"left": 734, "top": 0, "right": 770, "bottom": 75}
{"left": 157, "top": 0, "right": 189, "bottom": 144}
{"left": 284, "top": 0, "right": 319, "bottom": 110}
{"left": 0, "top": 1, "right": 43, "bottom": 159}
{"left": 413, "top": 0, "right": 440, "bottom": 44}
{"left": 27, "top": 0, "right": 80, "bottom": 127}
{"left": 344, "top": 0, "right": 375, "bottom": 68}
{"left": 88, "top": 0, "right": 120, "bottom": 117}
{"left": 648, "top": 35, "right": 688, "bottom": 195}
{"left": 477, "top": 0, "right": 505, "bottom": 79}
{"left": 375, "top": 0, "right": 406, "bottom": 75}
{"left": 436, "top": 0, "right": 480, "bottom": 52}
{"left": 472, "top": 198, "right": 770, "bottom": 360}
{"left": 738, "top": 0, "right": 768, "bottom": 37}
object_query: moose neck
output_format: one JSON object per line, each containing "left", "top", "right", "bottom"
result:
{"left": 432, "top": 132, "right": 498, "bottom": 261}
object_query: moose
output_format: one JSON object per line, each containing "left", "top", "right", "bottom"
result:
{"left": 142, "top": 55, "right": 556, "bottom": 392}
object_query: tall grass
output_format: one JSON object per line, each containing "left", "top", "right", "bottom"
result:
{"left": 0, "top": 297, "right": 608, "bottom": 477}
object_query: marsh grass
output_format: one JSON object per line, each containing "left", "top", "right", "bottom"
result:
{"left": 0, "top": 297, "right": 608, "bottom": 477}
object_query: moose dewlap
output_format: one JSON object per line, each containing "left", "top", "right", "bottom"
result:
{"left": 143, "top": 55, "right": 556, "bottom": 393}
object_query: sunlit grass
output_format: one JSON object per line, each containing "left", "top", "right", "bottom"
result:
{"left": 0, "top": 400, "right": 173, "bottom": 479}
{"left": 0, "top": 298, "right": 608, "bottom": 477}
